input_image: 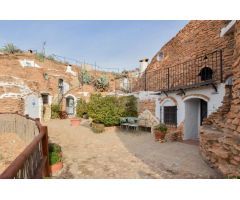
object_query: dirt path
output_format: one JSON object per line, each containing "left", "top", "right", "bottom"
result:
{"left": 0, "top": 133, "right": 26, "bottom": 174}
{"left": 46, "top": 119, "right": 220, "bottom": 179}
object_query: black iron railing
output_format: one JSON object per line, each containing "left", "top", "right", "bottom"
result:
{"left": 133, "top": 50, "right": 223, "bottom": 92}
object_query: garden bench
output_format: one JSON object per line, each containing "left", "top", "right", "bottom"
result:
{"left": 120, "top": 117, "right": 139, "bottom": 131}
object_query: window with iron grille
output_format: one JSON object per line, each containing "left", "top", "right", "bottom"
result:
{"left": 164, "top": 106, "right": 177, "bottom": 126}
{"left": 41, "top": 94, "right": 49, "bottom": 105}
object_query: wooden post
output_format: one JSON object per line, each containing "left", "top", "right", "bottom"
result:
{"left": 42, "top": 126, "right": 50, "bottom": 177}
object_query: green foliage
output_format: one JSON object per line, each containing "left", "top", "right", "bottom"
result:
{"left": 92, "top": 122, "right": 105, "bottom": 133}
{"left": 36, "top": 52, "right": 45, "bottom": 62}
{"left": 154, "top": 123, "right": 168, "bottom": 133}
{"left": 51, "top": 104, "right": 61, "bottom": 119}
{"left": 94, "top": 76, "right": 109, "bottom": 91}
{"left": 47, "top": 55, "right": 56, "bottom": 62}
{"left": 76, "top": 98, "right": 88, "bottom": 118}
{"left": 48, "top": 143, "right": 62, "bottom": 165}
{"left": 87, "top": 94, "right": 137, "bottom": 126}
{"left": 119, "top": 95, "right": 138, "bottom": 117}
{"left": 78, "top": 69, "right": 92, "bottom": 85}
{"left": 1, "top": 43, "right": 22, "bottom": 54}
{"left": 49, "top": 152, "right": 61, "bottom": 165}
{"left": 49, "top": 143, "right": 61, "bottom": 153}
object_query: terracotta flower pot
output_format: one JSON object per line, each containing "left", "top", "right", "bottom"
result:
{"left": 154, "top": 130, "right": 166, "bottom": 142}
{"left": 49, "top": 161, "right": 63, "bottom": 174}
{"left": 70, "top": 118, "right": 81, "bottom": 126}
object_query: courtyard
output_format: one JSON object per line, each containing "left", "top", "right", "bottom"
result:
{"left": 46, "top": 119, "right": 220, "bottom": 179}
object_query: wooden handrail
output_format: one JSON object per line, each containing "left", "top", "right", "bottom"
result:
{"left": 0, "top": 113, "right": 50, "bottom": 179}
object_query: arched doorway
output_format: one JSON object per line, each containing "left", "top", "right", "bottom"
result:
{"left": 66, "top": 96, "right": 75, "bottom": 115}
{"left": 184, "top": 97, "right": 208, "bottom": 140}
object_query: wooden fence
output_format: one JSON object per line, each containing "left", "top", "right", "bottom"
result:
{"left": 0, "top": 113, "right": 50, "bottom": 179}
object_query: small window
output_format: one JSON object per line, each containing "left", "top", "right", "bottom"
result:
{"left": 42, "top": 94, "right": 49, "bottom": 105}
{"left": 157, "top": 52, "right": 164, "bottom": 61}
{"left": 199, "top": 67, "right": 213, "bottom": 81}
{"left": 164, "top": 106, "right": 177, "bottom": 126}
{"left": 58, "top": 79, "right": 64, "bottom": 92}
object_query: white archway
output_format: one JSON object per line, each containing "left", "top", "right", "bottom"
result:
{"left": 65, "top": 94, "right": 77, "bottom": 116}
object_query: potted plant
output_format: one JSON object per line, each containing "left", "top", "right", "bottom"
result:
{"left": 49, "top": 143, "right": 63, "bottom": 174}
{"left": 154, "top": 123, "right": 168, "bottom": 142}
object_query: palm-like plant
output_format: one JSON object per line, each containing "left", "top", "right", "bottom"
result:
{"left": 94, "top": 76, "right": 109, "bottom": 91}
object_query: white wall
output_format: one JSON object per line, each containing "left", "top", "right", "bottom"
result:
{"left": 136, "top": 83, "right": 225, "bottom": 128}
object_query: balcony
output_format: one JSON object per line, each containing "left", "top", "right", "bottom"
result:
{"left": 133, "top": 50, "right": 223, "bottom": 93}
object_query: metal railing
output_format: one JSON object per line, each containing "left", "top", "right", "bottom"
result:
{"left": 132, "top": 50, "right": 223, "bottom": 92}
{"left": 0, "top": 113, "right": 49, "bottom": 179}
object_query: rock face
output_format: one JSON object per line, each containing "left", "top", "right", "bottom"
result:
{"left": 0, "top": 53, "right": 118, "bottom": 117}
{"left": 200, "top": 21, "right": 240, "bottom": 177}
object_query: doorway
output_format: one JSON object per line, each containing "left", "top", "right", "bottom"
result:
{"left": 66, "top": 96, "right": 75, "bottom": 115}
{"left": 184, "top": 98, "right": 208, "bottom": 140}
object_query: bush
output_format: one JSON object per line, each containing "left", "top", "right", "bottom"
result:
{"left": 49, "top": 143, "right": 61, "bottom": 153}
{"left": 48, "top": 143, "right": 62, "bottom": 165}
{"left": 92, "top": 122, "right": 105, "bottom": 133}
{"left": 36, "top": 52, "right": 45, "bottom": 62}
{"left": 1, "top": 43, "right": 22, "bottom": 54}
{"left": 119, "top": 95, "right": 138, "bottom": 117}
{"left": 87, "top": 94, "right": 124, "bottom": 126}
{"left": 49, "top": 152, "right": 61, "bottom": 165}
{"left": 76, "top": 98, "right": 88, "bottom": 118}
{"left": 51, "top": 104, "right": 61, "bottom": 119}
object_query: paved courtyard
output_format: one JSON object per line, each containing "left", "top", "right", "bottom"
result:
{"left": 45, "top": 119, "right": 220, "bottom": 179}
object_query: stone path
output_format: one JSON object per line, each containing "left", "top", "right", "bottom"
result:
{"left": 45, "top": 119, "right": 220, "bottom": 179}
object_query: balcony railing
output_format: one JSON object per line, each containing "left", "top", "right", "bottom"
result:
{"left": 132, "top": 50, "right": 223, "bottom": 92}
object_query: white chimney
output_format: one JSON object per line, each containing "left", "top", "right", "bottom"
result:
{"left": 139, "top": 58, "right": 149, "bottom": 74}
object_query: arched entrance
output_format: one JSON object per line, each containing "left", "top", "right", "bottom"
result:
{"left": 66, "top": 96, "right": 75, "bottom": 115}
{"left": 184, "top": 97, "right": 208, "bottom": 140}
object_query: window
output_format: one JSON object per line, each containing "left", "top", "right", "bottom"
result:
{"left": 199, "top": 67, "right": 213, "bottom": 81}
{"left": 157, "top": 52, "right": 164, "bottom": 62}
{"left": 164, "top": 106, "right": 177, "bottom": 126}
{"left": 41, "top": 94, "right": 49, "bottom": 105}
{"left": 58, "top": 79, "right": 64, "bottom": 93}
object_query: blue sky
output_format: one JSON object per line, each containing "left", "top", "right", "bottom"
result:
{"left": 0, "top": 20, "right": 188, "bottom": 71}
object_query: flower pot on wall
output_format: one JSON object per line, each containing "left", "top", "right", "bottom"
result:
{"left": 70, "top": 118, "right": 81, "bottom": 126}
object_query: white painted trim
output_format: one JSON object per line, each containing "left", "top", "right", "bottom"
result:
{"left": 183, "top": 95, "right": 209, "bottom": 102}
{"left": 220, "top": 20, "right": 236, "bottom": 37}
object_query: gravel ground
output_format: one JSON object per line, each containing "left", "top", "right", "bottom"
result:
{"left": 0, "top": 133, "right": 26, "bottom": 174}
{"left": 45, "top": 119, "right": 220, "bottom": 179}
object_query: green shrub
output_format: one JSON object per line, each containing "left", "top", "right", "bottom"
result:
{"left": 92, "top": 122, "right": 105, "bottom": 133}
{"left": 49, "top": 143, "right": 61, "bottom": 153}
{"left": 87, "top": 94, "right": 123, "bottom": 126}
{"left": 49, "top": 152, "right": 61, "bottom": 165}
{"left": 76, "top": 98, "right": 88, "bottom": 118}
{"left": 119, "top": 95, "right": 138, "bottom": 117}
{"left": 1, "top": 43, "right": 22, "bottom": 54}
{"left": 36, "top": 52, "right": 45, "bottom": 62}
{"left": 78, "top": 69, "right": 92, "bottom": 85}
{"left": 94, "top": 76, "right": 109, "bottom": 91}
{"left": 51, "top": 104, "right": 61, "bottom": 119}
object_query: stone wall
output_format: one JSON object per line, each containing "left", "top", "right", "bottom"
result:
{"left": 0, "top": 98, "right": 24, "bottom": 114}
{"left": 200, "top": 21, "right": 240, "bottom": 177}
{"left": 138, "top": 99, "right": 155, "bottom": 116}
{"left": 134, "top": 20, "right": 235, "bottom": 91}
